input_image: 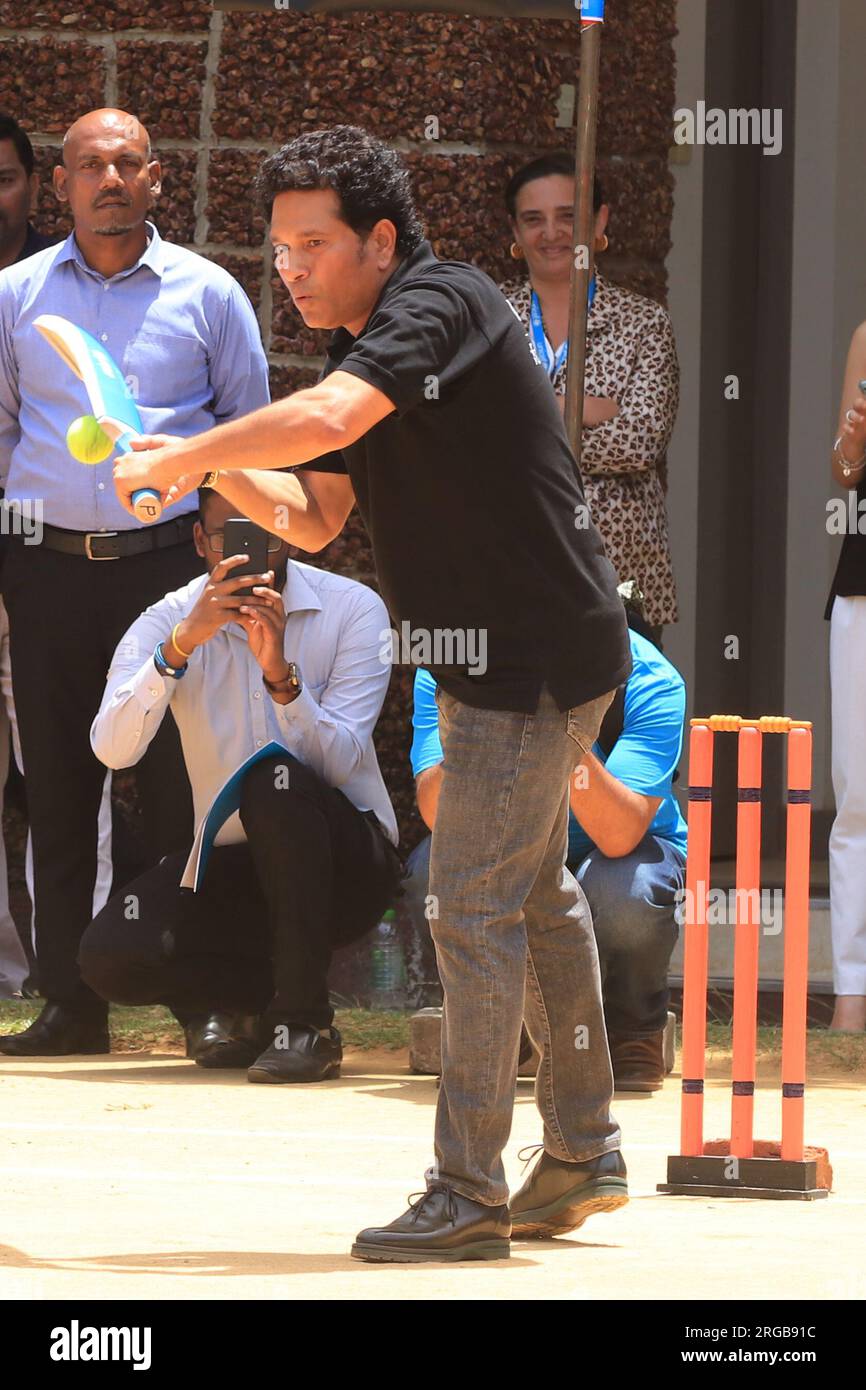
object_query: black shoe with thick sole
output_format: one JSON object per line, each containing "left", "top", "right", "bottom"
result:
{"left": 185, "top": 1012, "right": 264, "bottom": 1069}
{"left": 0, "top": 1000, "right": 110, "bottom": 1056}
{"left": 509, "top": 1147, "right": 629, "bottom": 1238}
{"left": 352, "top": 1184, "right": 511, "bottom": 1263}
{"left": 247, "top": 1025, "right": 342, "bottom": 1084}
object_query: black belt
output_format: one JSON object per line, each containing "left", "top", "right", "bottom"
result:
{"left": 38, "top": 513, "right": 196, "bottom": 560}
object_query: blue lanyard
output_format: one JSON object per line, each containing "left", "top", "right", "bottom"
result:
{"left": 529, "top": 276, "right": 596, "bottom": 380}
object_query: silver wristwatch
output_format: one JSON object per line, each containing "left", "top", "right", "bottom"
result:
{"left": 263, "top": 661, "right": 302, "bottom": 696}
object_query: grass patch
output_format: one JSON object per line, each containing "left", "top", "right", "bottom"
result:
{"left": 705, "top": 1021, "right": 866, "bottom": 1075}
{"left": 0, "top": 1004, "right": 862, "bottom": 1070}
{"left": 332, "top": 1008, "right": 410, "bottom": 1051}
{"left": 0, "top": 1001, "right": 411, "bottom": 1052}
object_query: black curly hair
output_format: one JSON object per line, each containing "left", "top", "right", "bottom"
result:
{"left": 256, "top": 125, "right": 425, "bottom": 259}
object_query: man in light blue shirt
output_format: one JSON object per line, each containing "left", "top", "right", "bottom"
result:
{"left": 0, "top": 109, "right": 270, "bottom": 1057}
{"left": 407, "top": 624, "right": 687, "bottom": 1092}
{"left": 80, "top": 488, "right": 402, "bottom": 1084}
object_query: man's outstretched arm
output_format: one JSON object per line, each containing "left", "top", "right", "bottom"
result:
{"left": 213, "top": 467, "right": 357, "bottom": 554}
{"left": 112, "top": 370, "right": 393, "bottom": 544}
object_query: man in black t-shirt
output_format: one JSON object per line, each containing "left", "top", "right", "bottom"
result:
{"left": 115, "top": 126, "right": 632, "bottom": 1262}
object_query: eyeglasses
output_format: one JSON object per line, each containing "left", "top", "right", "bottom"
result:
{"left": 201, "top": 529, "right": 283, "bottom": 555}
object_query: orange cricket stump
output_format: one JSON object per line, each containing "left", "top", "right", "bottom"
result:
{"left": 781, "top": 725, "right": 812, "bottom": 1161}
{"left": 658, "top": 715, "right": 830, "bottom": 1201}
{"left": 679, "top": 721, "right": 713, "bottom": 1157}
{"left": 730, "top": 721, "right": 762, "bottom": 1157}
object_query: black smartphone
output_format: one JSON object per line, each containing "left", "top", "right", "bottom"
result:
{"left": 221, "top": 518, "right": 271, "bottom": 597}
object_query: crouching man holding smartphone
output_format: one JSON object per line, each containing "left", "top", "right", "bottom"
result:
{"left": 80, "top": 487, "right": 402, "bottom": 1082}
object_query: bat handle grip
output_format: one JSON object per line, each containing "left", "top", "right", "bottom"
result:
{"left": 111, "top": 430, "right": 163, "bottom": 524}
{"left": 131, "top": 488, "right": 163, "bottom": 524}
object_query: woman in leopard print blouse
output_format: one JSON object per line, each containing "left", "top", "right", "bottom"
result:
{"left": 501, "top": 153, "right": 680, "bottom": 632}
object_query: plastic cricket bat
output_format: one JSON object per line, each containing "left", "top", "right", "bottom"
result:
{"left": 34, "top": 313, "right": 163, "bottom": 524}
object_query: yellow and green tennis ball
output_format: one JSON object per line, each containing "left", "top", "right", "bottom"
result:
{"left": 66, "top": 414, "right": 113, "bottom": 465}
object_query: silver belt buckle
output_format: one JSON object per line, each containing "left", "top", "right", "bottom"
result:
{"left": 84, "top": 530, "right": 120, "bottom": 560}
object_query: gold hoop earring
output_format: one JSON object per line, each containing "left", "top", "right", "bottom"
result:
{"left": 595, "top": 233, "right": 609, "bottom": 253}
{"left": 510, "top": 242, "right": 525, "bottom": 261}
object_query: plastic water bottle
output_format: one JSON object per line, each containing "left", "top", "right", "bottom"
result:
{"left": 370, "top": 909, "right": 405, "bottom": 1011}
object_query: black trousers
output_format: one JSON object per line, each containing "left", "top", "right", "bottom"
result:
{"left": 80, "top": 754, "right": 404, "bottom": 1030}
{"left": 2, "top": 536, "right": 196, "bottom": 1007}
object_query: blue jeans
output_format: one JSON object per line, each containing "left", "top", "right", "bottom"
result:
{"left": 575, "top": 835, "right": 685, "bottom": 1036}
{"left": 405, "top": 833, "right": 684, "bottom": 1038}
{"left": 402, "top": 835, "right": 444, "bottom": 1009}
{"left": 428, "top": 682, "right": 619, "bottom": 1206}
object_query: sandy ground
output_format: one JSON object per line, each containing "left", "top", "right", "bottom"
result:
{"left": 0, "top": 1047, "right": 863, "bottom": 1302}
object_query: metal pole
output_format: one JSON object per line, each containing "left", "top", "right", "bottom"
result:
{"left": 564, "top": 5, "right": 604, "bottom": 467}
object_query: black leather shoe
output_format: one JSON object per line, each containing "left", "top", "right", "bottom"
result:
{"left": 509, "top": 1147, "right": 628, "bottom": 1238}
{"left": 185, "top": 1012, "right": 264, "bottom": 1068}
{"left": 0, "top": 1000, "right": 110, "bottom": 1056}
{"left": 247, "top": 1025, "right": 342, "bottom": 1084}
{"left": 352, "top": 1184, "right": 511, "bottom": 1263}
{"left": 609, "top": 1030, "right": 665, "bottom": 1091}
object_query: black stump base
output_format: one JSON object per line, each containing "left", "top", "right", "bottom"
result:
{"left": 657, "top": 1154, "right": 829, "bottom": 1201}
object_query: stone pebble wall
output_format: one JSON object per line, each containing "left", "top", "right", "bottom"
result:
{"left": 0, "top": 0, "right": 676, "bottom": 851}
